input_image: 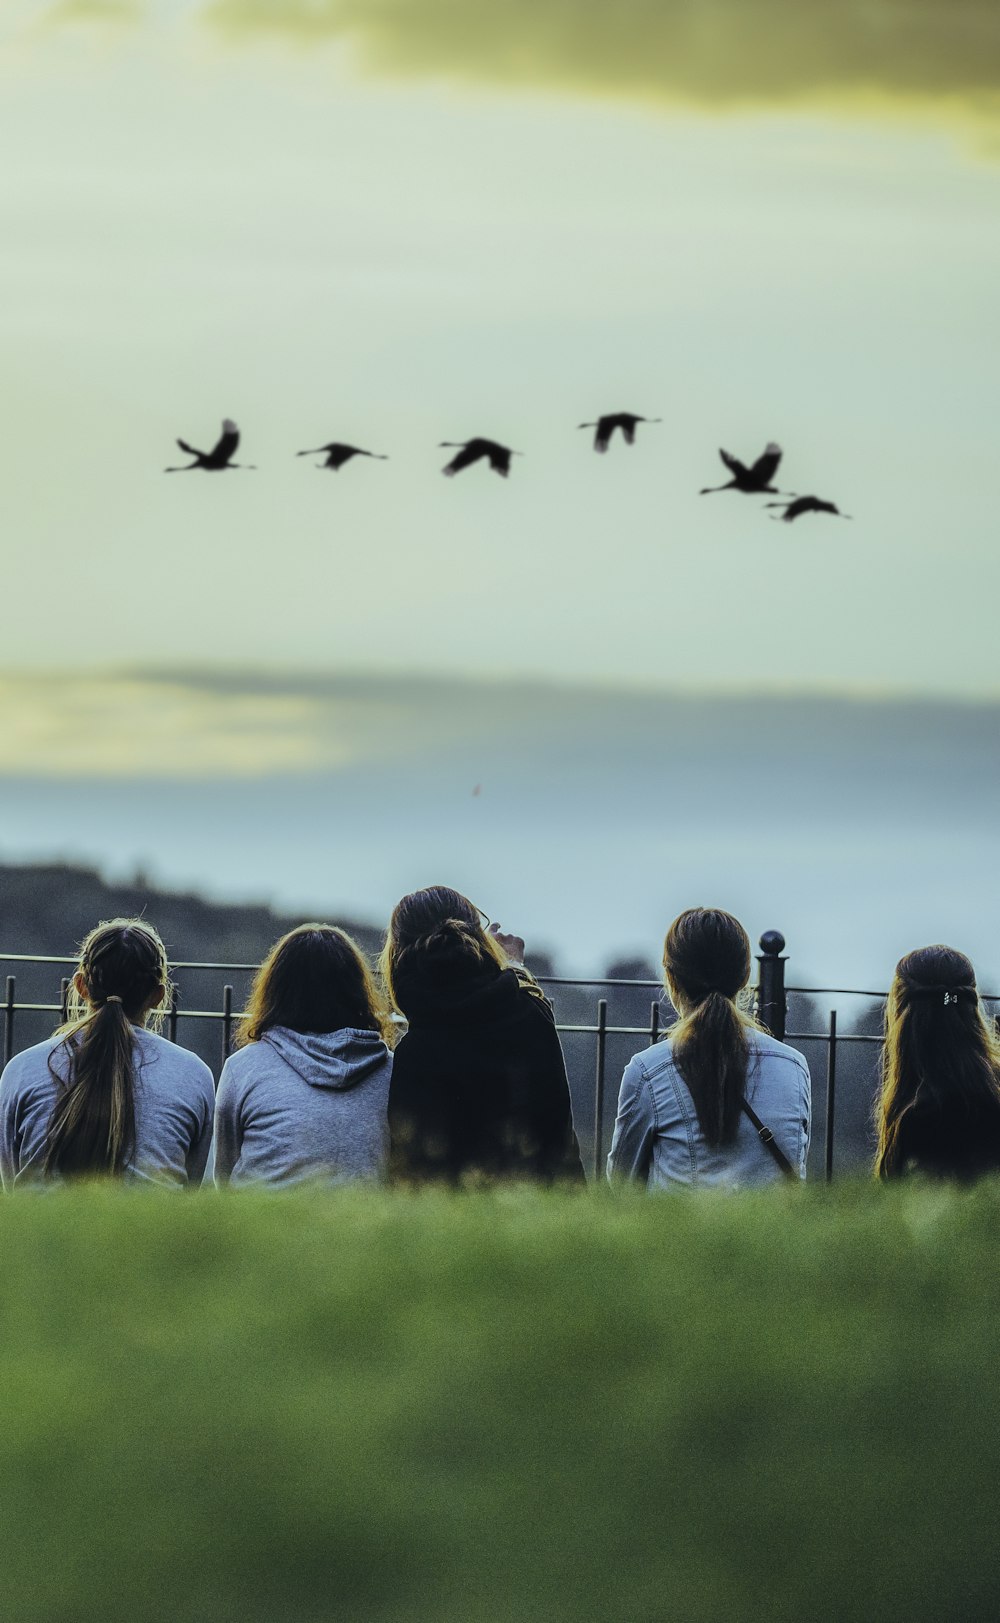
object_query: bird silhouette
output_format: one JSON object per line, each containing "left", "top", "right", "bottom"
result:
{"left": 765, "top": 496, "right": 853, "bottom": 523}
{"left": 440, "top": 438, "right": 521, "bottom": 478}
{"left": 700, "top": 443, "right": 784, "bottom": 495}
{"left": 165, "top": 419, "right": 254, "bottom": 473}
{"left": 578, "top": 412, "right": 661, "bottom": 453}
{"left": 297, "top": 443, "right": 388, "bottom": 470}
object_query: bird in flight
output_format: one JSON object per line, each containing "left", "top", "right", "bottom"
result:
{"left": 440, "top": 438, "right": 521, "bottom": 478}
{"left": 165, "top": 419, "right": 254, "bottom": 473}
{"left": 765, "top": 496, "right": 852, "bottom": 523}
{"left": 700, "top": 443, "right": 784, "bottom": 495}
{"left": 578, "top": 412, "right": 661, "bottom": 453}
{"left": 297, "top": 443, "right": 388, "bottom": 471}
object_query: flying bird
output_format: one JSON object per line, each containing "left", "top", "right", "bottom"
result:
{"left": 578, "top": 412, "right": 661, "bottom": 453}
{"left": 165, "top": 419, "right": 254, "bottom": 473}
{"left": 765, "top": 496, "right": 853, "bottom": 523}
{"left": 440, "top": 438, "right": 521, "bottom": 478}
{"left": 700, "top": 442, "right": 784, "bottom": 495}
{"left": 297, "top": 443, "right": 388, "bottom": 470}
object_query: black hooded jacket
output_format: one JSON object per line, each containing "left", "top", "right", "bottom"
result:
{"left": 387, "top": 959, "right": 585, "bottom": 1185}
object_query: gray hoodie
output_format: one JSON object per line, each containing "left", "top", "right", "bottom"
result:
{"left": 214, "top": 1025, "right": 392, "bottom": 1187}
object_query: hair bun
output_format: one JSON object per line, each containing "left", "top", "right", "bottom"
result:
{"left": 415, "top": 918, "right": 481, "bottom": 956}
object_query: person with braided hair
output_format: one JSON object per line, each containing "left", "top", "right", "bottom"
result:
{"left": 382, "top": 886, "right": 583, "bottom": 1185}
{"left": 608, "top": 907, "right": 811, "bottom": 1191}
{"left": 875, "top": 946, "right": 1000, "bottom": 1181}
{"left": 0, "top": 917, "right": 215, "bottom": 1188}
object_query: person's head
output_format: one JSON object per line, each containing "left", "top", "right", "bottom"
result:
{"left": 45, "top": 917, "right": 172, "bottom": 1178}
{"left": 661, "top": 907, "right": 758, "bottom": 1147}
{"left": 875, "top": 944, "right": 1000, "bottom": 1178}
{"left": 380, "top": 885, "right": 506, "bottom": 1012}
{"left": 237, "top": 923, "right": 393, "bottom": 1047}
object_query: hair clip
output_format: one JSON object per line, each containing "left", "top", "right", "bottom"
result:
{"left": 943, "top": 991, "right": 957, "bottom": 1006}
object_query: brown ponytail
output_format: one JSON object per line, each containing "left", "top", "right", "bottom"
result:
{"left": 662, "top": 907, "right": 760, "bottom": 1147}
{"left": 44, "top": 918, "right": 171, "bottom": 1178}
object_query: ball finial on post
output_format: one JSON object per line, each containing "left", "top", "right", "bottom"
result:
{"left": 756, "top": 930, "right": 788, "bottom": 1040}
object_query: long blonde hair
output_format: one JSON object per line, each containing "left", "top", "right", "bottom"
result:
{"left": 45, "top": 918, "right": 171, "bottom": 1177}
{"left": 875, "top": 945, "right": 1000, "bottom": 1178}
{"left": 237, "top": 923, "right": 394, "bottom": 1048}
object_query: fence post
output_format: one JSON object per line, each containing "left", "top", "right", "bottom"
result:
{"left": 60, "top": 978, "right": 70, "bottom": 1025}
{"left": 825, "top": 1010, "right": 838, "bottom": 1183}
{"left": 168, "top": 990, "right": 179, "bottom": 1045}
{"left": 593, "top": 998, "right": 608, "bottom": 1181}
{"left": 222, "top": 984, "right": 234, "bottom": 1068}
{"left": 4, "top": 976, "right": 14, "bottom": 1066}
{"left": 756, "top": 931, "right": 787, "bottom": 1041}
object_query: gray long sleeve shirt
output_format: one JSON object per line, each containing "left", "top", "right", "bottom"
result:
{"left": 0, "top": 1027, "right": 216, "bottom": 1190}
{"left": 214, "top": 1025, "right": 392, "bottom": 1187}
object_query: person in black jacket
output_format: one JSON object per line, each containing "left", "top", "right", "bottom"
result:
{"left": 875, "top": 944, "right": 1000, "bottom": 1181}
{"left": 381, "top": 886, "right": 584, "bottom": 1185}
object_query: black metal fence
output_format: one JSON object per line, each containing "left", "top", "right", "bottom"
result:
{"left": 3, "top": 934, "right": 996, "bottom": 1181}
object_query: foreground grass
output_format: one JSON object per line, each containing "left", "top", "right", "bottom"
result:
{"left": 1, "top": 1181, "right": 998, "bottom": 1622}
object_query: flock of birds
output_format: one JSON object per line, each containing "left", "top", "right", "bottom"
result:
{"left": 165, "top": 415, "right": 851, "bottom": 523}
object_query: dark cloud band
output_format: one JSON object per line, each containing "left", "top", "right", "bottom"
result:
{"left": 206, "top": 0, "right": 1000, "bottom": 115}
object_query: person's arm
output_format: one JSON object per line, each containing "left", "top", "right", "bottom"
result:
{"left": 606, "top": 1057, "right": 656, "bottom": 1185}
{"left": 798, "top": 1057, "right": 812, "bottom": 1179}
{"left": 186, "top": 1063, "right": 216, "bottom": 1188}
{"left": 0, "top": 1062, "right": 20, "bottom": 1190}
{"left": 526, "top": 1009, "right": 585, "bottom": 1183}
{"left": 387, "top": 1035, "right": 448, "bottom": 1184}
{"left": 490, "top": 926, "right": 555, "bottom": 1016}
{"left": 212, "top": 1061, "right": 242, "bottom": 1187}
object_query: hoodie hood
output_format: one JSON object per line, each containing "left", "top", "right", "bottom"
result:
{"left": 263, "top": 1026, "right": 390, "bottom": 1090}
{"left": 393, "top": 963, "right": 524, "bottom": 1029}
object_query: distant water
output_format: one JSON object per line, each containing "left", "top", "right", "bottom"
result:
{"left": 0, "top": 673, "right": 998, "bottom": 992}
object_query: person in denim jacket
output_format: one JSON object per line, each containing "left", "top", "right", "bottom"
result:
{"left": 607, "top": 907, "right": 810, "bottom": 1191}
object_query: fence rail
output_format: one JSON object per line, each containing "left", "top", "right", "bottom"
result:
{"left": 3, "top": 933, "right": 995, "bottom": 1180}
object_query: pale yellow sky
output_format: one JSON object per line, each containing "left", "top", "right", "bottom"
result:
{"left": 2, "top": 3, "right": 999, "bottom": 695}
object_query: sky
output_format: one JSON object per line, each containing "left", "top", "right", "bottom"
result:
{"left": 1, "top": 0, "right": 998, "bottom": 976}
{"left": 1, "top": 0, "right": 999, "bottom": 696}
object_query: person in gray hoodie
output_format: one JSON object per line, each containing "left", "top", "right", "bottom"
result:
{"left": 214, "top": 923, "right": 394, "bottom": 1187}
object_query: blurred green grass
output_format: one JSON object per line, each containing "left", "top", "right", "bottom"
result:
{"left": 1, "top": 1181, "right": 998, "bottom": 1622}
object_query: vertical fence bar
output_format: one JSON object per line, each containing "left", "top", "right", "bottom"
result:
{"left": 825, "top": 1010, "right": 838, "bottom": 1183}
{"left": 649, "top": 1000, "right": 660, "bottom": 1045}
{"left": 60, "top": 977, "right": 70, "bottom": 1025}
{"left": 756, "top": 931, "right": 787, "bottom": 1040}
{"left": 168, "top": 991, "right": 179, "bottom": 1045}
{"left": 4, "top": 976, "right": 14, "bottom": 1065}
{"left": 222, "top": 984, "right": 234, "bottom": 1067}
{"left": 593, "top": 998, "right": 608, "bottom": 1181}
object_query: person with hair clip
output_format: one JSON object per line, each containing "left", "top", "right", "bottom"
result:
{"left": 214, "top": 923, "right": 395, "bottom": 1186}
{"left": 0, "top": 917, "right": 215, "bottom": 1189}
{"left": 607, "top": 907, "right": 811, "bottom": 1190}
{"left": 874, "top": 945, "right": 1000, "bottom": 1181}
{"left": 383, "top": 886, "right": 584, "bottom": 1184}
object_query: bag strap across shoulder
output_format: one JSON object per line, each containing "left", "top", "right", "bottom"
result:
{"left": 740, "top": 1098, "right": 798, "bottom": 1181}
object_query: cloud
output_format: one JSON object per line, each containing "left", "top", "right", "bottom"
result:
{"left": 203, "top": 0, "right": 1000, "bottom": 127}
{"left": 0, "top": 675, "right": 350, "bottom": 778}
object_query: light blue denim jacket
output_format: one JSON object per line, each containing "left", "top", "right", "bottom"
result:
{"left": 607, "top": 1030, "right": 811, "bottom": 1190}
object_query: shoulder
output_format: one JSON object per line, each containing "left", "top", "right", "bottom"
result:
{"left": 1, "top": 1035, "right": 64, "bottom": 1093}
{"left": 219, "top": 1042, "right": 266, "bottom": 1081}
{"left": 626, "top": 1038, "right": 679, "bottom": 1085}
{"left": 747, "top": 1030, "right": 811, "bottom": 1080}
{"left": 137, "top": 1031, "right": 214, "bottom": 1095}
